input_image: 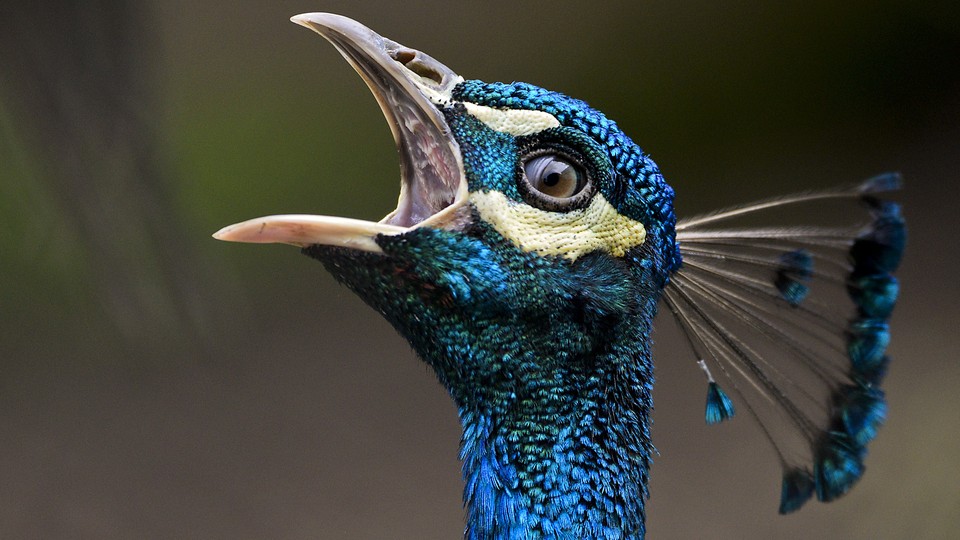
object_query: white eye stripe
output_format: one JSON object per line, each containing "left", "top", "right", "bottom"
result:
{"left": 469, "top": 190, "right": 647, "bottom": 261}
{"left": 462, "top": 102, "right": 560, "bottom": 136}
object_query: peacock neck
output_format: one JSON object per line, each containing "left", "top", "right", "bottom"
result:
{"left": 457, "top": 330, "right": 655, "bottom": 540}
{"left": 313, "top": 241, "right": 668, "bottom": 539}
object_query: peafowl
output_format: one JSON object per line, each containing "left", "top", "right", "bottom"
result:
{"left": 215, "top": 13, "right": 905, "bottom": 539}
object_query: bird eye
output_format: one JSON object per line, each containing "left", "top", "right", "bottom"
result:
{"left": 523, "top": 155, "right": 584, "bottom": 199}
{"left": 522, "top": 154, "right": 587, "bottom": 200}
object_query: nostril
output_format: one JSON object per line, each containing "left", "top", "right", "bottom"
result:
{"left": 391, "top": 48, "right": 445, "bottom": 85}
{"left": 393, "top": 49, "right": 416, "bottom": 64}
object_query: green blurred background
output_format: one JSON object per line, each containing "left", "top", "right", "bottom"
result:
{"left": 2, "top": 1, "right": 958, "bottom": 538}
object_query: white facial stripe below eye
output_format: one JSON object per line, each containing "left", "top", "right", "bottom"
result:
{"left": 462, "top": 103, "right": 561, "bottom": 136}
{"left": 469, "top": 190, "right": 647, "bottom": 260}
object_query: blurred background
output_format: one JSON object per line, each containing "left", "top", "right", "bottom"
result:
{"left": 1, "top": 1, "right": 957, "bottom": 538}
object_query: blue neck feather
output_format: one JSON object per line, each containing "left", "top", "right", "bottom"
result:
{"left": 458, "top": 327, "right": 656, "bottom": 539}
{"left": 307, "top": 236, "right": 668, "bottom": 539}
{"left": 447, "top": 247, "right": 664, "bottom": 539}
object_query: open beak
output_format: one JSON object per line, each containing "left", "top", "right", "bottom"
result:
{"left": 213, "top": 13, "right": 467, "bottom": 253}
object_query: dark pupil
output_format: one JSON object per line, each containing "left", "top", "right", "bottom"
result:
{"left": 543, "top": 172, "right": 561, "bottom": 187}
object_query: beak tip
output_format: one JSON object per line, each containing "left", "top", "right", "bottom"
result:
{"left": 212, "top": 226, "right": 234, "bottom": 242}
{"left": 290, "top": 12, "right": 337, "bottom": 31}
{"left": 290, "top": 13, "right": 310, "bottom": 27}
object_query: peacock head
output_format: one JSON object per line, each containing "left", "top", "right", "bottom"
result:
{"left": 215, "top": 13, "right": 677, "bottom": 411}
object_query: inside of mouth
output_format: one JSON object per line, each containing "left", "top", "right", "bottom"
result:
{"left": 381, "top": 116, "right": 460, "bottom": 228}
{"left": 374, "top": 50, "right": 462, "bottom": 228}
{"left": 319, "top": 26, "right": 464, "bottom": 230}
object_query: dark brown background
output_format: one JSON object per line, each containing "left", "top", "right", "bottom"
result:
{"left": 1, "top": 1, "right": 957, "bottom": 538}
